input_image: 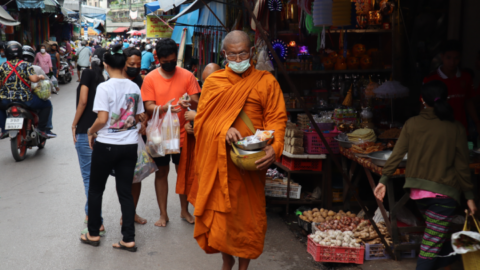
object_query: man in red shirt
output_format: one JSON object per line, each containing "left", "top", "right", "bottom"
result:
{"left": 423, "top": 40, "right": 480, "bottom": 135}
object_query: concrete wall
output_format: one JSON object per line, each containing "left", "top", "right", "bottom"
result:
{"left": 462, "top": 0, "right": 480, "bottom": 87}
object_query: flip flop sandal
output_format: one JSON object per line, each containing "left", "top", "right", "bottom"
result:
{"left": 81, "top": 227, "right": 106, "bottom": 237}
{"left": 181, "top": 217, "right": 195, "bottom": 225}
{"left": 84, "top": 218, "right": 88, "bottom": 224}
{"left": 80, "top": 233, "right": 100, "bottom": 247}
{"left": 113, "top": 242, "right": 137, "bottom": 252}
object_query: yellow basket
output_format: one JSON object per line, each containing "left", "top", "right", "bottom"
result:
{"left": 462, "top": 213, "right": 480, "bottom": 270}
{"left": 230, "top": 144, "right": 265, "bottom": 171}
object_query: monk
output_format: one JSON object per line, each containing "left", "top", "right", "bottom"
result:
{"left": 192, "top": 31, "right": 287, "bottom": 270}
{"left": 176, "top": 63, "right": 221, "bottom": 207}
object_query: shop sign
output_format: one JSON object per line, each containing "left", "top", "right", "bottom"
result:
{"left": 146, "top": 15, "right": 173, "bottom": 39}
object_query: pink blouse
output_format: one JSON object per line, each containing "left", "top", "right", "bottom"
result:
{"left": 410, "top": 188, "right": 449, "bottom": 200}
{"left": 33, "top": 52, "right": 52, "bottom": 74}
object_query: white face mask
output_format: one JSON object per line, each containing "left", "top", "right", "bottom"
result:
{"left": 229, "top": 59, "right": 251, "bottom": 74}
{"left": 40, "top": 49, "right": 46, "bottom": 54}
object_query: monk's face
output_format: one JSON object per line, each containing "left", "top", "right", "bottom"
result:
{"left": 223, "top": 42, "right": 254, "bottom": 63}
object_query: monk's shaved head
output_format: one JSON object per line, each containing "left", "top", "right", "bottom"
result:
{"left": 202, "top": 63, "right": 221, "bottom": 81}
{"left": 221, "top": 30, "right": 251, "bottom": 51}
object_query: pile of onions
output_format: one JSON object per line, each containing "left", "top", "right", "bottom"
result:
{"left": 316, "top": 216, "right": 364, "bottom": 232}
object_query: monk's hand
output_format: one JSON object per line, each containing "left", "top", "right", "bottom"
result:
{"left": 185, "top": 110, "right": 196, "bottom": 121}
{"left": 185, "top": 122, "right": 194, "bottom": 134}
{"left": 374, "top": 183, "right": 386, "bottom": 202}
{"left": 226, "top": 127, "right": 242, "bottom": 144}
{"left": 255, "top": 145, "right": 276, "bottom": 170}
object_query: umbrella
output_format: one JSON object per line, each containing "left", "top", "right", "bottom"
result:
{"left": 126, "top": 30, "right": 136, "bottom": 34}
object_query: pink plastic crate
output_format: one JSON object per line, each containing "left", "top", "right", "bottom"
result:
{"left": 304, "top": 130, "right": 340, "bottom": 154}
{"left": 307, "top": 238, "right": 365, "bottom": 264}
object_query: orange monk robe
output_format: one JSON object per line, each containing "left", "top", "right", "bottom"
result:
{"left": 192, "top": 65, "right": 287, "bottom": 259}
{"left": 176, "top": 132, "right": 198, "bottom": 206}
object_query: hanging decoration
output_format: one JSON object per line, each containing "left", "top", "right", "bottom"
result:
{"left": 268, "top": 39, "right": 288, "bottom": 62}
{"left": 313, "top": 0, "right": 332, "bottom": 26}
{"left": 130, "top": 10, "right": 138, "bottom": 20}
{"left": 332, "top": 0, "right": 351, "bottom": 26}
{"left": 267, "top": 0, "right": 282, "bottom": 11}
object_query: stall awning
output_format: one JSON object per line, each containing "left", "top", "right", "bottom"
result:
{"left": 112, "top": 27, "right": 129, "bottom": 33}
{"left": 42, "top": 0, "right": 60, "bottom": 13}
{"left": 169, "top": 0, "right": 212, "bottom": 22}
{"left": 145, "top": 0, "right": 189, "bottom": 15}
{"left": 171, "top": 4, "right": 198, "bottom": 45}
{"left": 0, "top": 7, "right": 20, "bottom": 26}
{"left": 16, "top": 0, "right": 45, "bottom": 9}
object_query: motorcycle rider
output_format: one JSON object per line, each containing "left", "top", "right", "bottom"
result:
{"left": 0, "top": 41, "right": 55, "bottom": 139}
{"left": 140, "top": 44, "right": 155, "bottom": 75}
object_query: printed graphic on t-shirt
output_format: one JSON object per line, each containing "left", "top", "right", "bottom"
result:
{"left": 109, "top": 94, "right": 139, "bottom": 133}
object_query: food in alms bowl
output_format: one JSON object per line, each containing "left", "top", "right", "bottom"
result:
{"left": 236, "top": 130, "right": 274, "bottom": 147}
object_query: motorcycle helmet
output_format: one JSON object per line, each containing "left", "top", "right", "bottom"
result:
{"left": 145, "top": 44, "right": 152, "bottom": 51}
{"left": 22, "top": 45, "right": 35, "bottom": 63}
{"left": 5, "top": 41, "right": 22, "bottom": 60}
{"left": 59, "top": 47, "right": 66, "bottom": 54}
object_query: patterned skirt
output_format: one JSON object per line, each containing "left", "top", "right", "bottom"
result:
{"left": 415, "top": 197, "right": 460, "bottom": 270}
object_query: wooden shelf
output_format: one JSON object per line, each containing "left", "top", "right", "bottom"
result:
{"left": 287, "top": 108, "right": 316, "bottom": 113}
{"left": 277, "top": 29, "right": 392, "bottom": 35}
{"left": 266, "top": 198, "right": 323, "bottom": 205}
{"left": 285, "top": 69, "right": 392, "bottom": 75}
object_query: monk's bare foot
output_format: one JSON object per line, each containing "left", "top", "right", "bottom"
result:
{"left": 180, "top": 211, "right": 195, "bottom": 224}
{"left": 221, "top": 253, "right": 235, "bottom": 270}
{"left": 120, "top": 214, "right": 147, "bottom": 225}
{"left": 135, "top": 214, "right": 147, "bottom": 224}
{"left": 154, "top": 215, "right": 169, "bottom": 227}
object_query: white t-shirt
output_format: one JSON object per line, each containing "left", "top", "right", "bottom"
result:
{"left": 93, "top": 78, "right": 145, "bottom": 145}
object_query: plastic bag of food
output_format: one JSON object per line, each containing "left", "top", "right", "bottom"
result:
{"left": 162, "top": 105, "right": 180, "bottom": 154}
{"left": 133, "top": 134, "right": 158, "bottom": 183}
{"left": 32, "top": 80, "right": 52, "bottom": 100}
{"left": 50, "top": 75, "right": 58, "bottom": 89}
{"left": 146, "top": 106, "right": 164, "bottom": 157}
{"left": 236, "top": 129, "right": 274, "bottom": 147}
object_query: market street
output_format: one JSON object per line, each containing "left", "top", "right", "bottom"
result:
{"left": 0, "top": 78, "right": 319, "bottom": 270}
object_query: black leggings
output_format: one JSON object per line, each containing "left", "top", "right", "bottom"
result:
{"left": 88, "top": 141, "right": 137, "bottom": 242}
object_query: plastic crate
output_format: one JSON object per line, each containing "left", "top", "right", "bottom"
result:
{"left": 307, "top": 237, "right": 365, "bottom": 264}
{"left": 265, "top": 183, "right": 302, "bottom": 199}
{"left": 297, "top": 216, "right": 312, "bottom": 233}
{"left": 304, "top": 131, "right": 340, "bottom": 154}
{"left": 282, "top": 156, "right": 323, "bottom": 171}
{"left": 364, "top": 243, "right": 416, "bottom": 260}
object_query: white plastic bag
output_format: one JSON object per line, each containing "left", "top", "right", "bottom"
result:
{"left": 133, "top": 134, "right": 158, "bottom": 183}
{"left": 162, "top": 105, "right": 180, "bottom": 154}
{"left": 146, "top": 106, "right": 164, "bottom": 157}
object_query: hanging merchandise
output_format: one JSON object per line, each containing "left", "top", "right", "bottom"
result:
{"left": 130, "top": 10, "right": 138, "bottom": 20}
{"left": 255, "top": 39, "right": 274, "bottom": 72}
{"left": 313, "top": 0, "right": 332, "bottom": 27}
{"left": 332, "top": 0, "right": 351, "bottom": 27}
{"left": 268, "top": 39, "right": 288, "bottom": 63}
{"left": 268, "top": 0, "right": 282, "bottom": 11}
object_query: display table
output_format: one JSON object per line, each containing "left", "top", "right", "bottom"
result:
{"left": 339, "top": 146, "right": 480, "bottom": 260}
{"left": 269, "top": 151, "right": 330, "bottom": 215}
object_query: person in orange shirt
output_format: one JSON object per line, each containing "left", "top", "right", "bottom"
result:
{"left": 192, "top": 31, "right": 287, "bottom": 270}
{"left": 141, "top": 38, "right": 201, "bottom": 227}
{"left": 177, "top": 63, "right": 221, "bottom": 207}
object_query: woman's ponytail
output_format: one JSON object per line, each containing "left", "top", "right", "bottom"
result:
{"left": 421, "top": 80, "right": 454, "bottom": 122}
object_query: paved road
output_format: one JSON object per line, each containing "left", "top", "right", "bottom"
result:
{"left": 0, "top": 76, "right": 319, "bottom": 270}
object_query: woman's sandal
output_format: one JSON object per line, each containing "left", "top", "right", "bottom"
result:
{"left": 80, "top": 233, "right": 100, "bottom": 247}
{"left": 113, "top": 242, "right": 137, "bottom": 252}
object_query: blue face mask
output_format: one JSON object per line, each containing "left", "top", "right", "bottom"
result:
{"left": 229, "top": 59, "right": 251, "bottom": 74}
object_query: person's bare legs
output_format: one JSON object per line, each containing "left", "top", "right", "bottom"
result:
{"left": 177, "top": 165, "right": 194, "bottom": 223}
{"left": 238, "top": 258, "right": 250, "bottom": 270}
{"left": 221, "top": 252, "right": 235, "bottom": 270}
{"left": 121, "top": 182, "right": 147, "bottom": 225}
{"left": 154, "top": 166, "right": 170, "bottom": 227}
{"left": 77, "top": 68, "right": 82, "bottom": 82}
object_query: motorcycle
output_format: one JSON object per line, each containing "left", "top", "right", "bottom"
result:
{"left": 58, "top": 56, "right": 72, "bottom": 84}
{"left": 4, "top": 103, "right": 46, "bottom": 161}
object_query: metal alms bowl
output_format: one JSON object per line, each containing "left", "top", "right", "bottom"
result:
{"left": 368, "top": 150, "right": 407, "bottom": 168}
{"left": 235, "top": 137, "right": 273, "bottom": 150}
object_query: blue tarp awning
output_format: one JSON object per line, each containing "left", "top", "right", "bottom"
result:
{"left": 83, "top": 13, "right": 106, "bottom": 21}
{"left": 16, "top": 0, "right": 45, "bottom": 9}
{"left": 171, "top": 4, "right": 199, "bottom": 45}
{"left": 144, "top": 1, "right": 160, "bottom": 15}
